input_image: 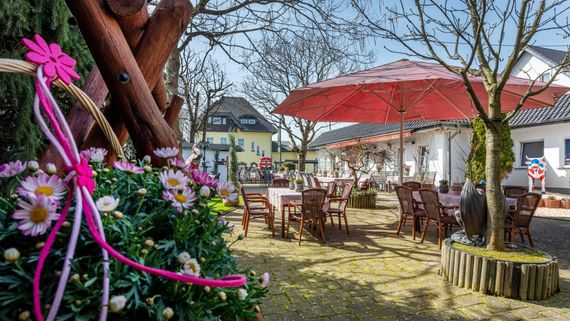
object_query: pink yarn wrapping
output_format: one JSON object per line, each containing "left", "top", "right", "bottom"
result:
{"left": 24, "top": 35, "right": 246, "bottom": 321}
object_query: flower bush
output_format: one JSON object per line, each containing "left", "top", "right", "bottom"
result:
{"left": 0, "top": 149, "right": 267, "bottom": 320}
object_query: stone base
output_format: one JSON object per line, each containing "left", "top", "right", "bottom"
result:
{"left": 440, "top": 239, "right": 559, "bottom": 300}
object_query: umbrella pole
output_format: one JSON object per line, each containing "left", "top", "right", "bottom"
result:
{"left": 399, "top": 111, "right": 404, "bottom": 185}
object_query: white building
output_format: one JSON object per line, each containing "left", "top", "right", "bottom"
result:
{"left": 311, "top": 46, "right": 570, "bottom": 193}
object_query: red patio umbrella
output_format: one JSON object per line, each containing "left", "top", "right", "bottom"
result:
{"left": 272, "top": 59, "right": 568, "bottom": 184}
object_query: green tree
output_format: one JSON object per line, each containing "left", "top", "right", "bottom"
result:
{"left": 213, "top": 150, "right": 219, "bottom": 175}
{"left": 0, "top": 0, "right": 93, "bottom": 164}
{"left": 228, "top": 134, "right": 238, "bottom": 186}
{"left": 466, "top": 116, "right": 515, "bottom": 184}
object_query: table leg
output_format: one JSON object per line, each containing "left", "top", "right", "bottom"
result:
{"left": 281, "top": 204, "right": 285, "bottom": 238}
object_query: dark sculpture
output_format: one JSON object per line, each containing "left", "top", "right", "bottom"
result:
{"left": 452, "top": 179, "right": 487, "bottom": 247}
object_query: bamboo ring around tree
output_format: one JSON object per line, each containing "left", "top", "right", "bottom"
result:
{"left": 0, "top": 58, "right": 124, "bottom": 159}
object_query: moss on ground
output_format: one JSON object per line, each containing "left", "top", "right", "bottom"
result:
{"left": 453, "top": 243, "right": 549, "bottom": 263}
{"left": 209, "top": 196, "right": 243, "bottom": 214}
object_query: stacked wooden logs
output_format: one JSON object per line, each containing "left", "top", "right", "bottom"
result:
{"left": 42, "top": 0, "right": 192, "bottom": 166}
{"left": 440, "top": 239, "right": 559, "bottom": 300}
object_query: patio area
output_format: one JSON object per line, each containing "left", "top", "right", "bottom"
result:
{"left": 227, "top": 192, "right": 570, "bottom": 321}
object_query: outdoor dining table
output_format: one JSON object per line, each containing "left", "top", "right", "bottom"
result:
{"left": 317, "top": 177, "right": 354, "bottom": 185}
{"left": 411, "top": 191, "right": 517, "bottom": 208}
{"left": 267, "top": 187, "right": 302, "bottom": 237}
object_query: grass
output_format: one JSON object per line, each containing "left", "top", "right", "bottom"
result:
{"left": 208, "top": 196, "right": 243, "bottom": 215}
{"left": 453, "top": 243, "right": 550, "bottom": 263}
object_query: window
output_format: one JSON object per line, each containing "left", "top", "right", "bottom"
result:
{"left": 520, "top": 141, "right": 544, "bottom": 166}
{"left": 256, "top": 146, "right": 260, "bottom": 156}
{"left": 418, "top": 146, "right": 429, "bottom": 172}
{"left": 206, "top": 137, "right": 214, "bottom": 144}
{"left": 212, "top": 117, "right": 222, "bottom": 124}
{"left": 248, "top": 119, "right": 256, "bottom": 125}
{"left": 565, "top": 139, "right": 570, "bottom": 165}
{"left": 222, "top": 118, "right": 226, "bottom": 125}
{"left": 220, "top": 137, "right": 227, "bottom": 145}
{"left": 251, "top": 142, "right": 255, "bottom": 151}
{"left": 238, "top": 138, "right": 245, "bottom": 149}
{"left": 207, "top": 117, "right": 212, "bottom": 123}
{"left": 540, "top": 72, "right": 551, "bottom": 82}
{"left": 240, "top": 119, "right": 248, "bottom": 124}
{"left": 262, "top": 150, "right": 265, "bottom": 157}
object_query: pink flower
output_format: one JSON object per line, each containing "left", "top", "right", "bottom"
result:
{"left": 154, "top": 147, "right": 179, "bottom": 159}
{"left": 80, "top": 147, "right": 107, "bottom": 163}
{"left": 192, "top": 169, "right": 218, "bottom": 188}
{"left": 169, "top": 158, "right": 190, "bottom": 171}
{"left": 216, "top": 182, "right": 238, "bottom": 203}
{"left": 17, "top": 173, "right": 67, "bottom": 202}
{"left": 12, "top": 194, "right": 60, "bottom": 236}
{"left": 22, "top": 34, "right": 80, "bottom": 85}
{"left": 113, "top": 161, "right": 144, "bottom": 175}
{"left": 162, "top": 187, "right": 196, "bottom": 213}
{"left": 0, "top": 161, "right": 26, "bottom": 178}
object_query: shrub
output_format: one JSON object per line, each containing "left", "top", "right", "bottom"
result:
{"left": 439, "top": 179, "right": 448, "bottom": 185}
{"left": 281, "top": 162, "right": 296, "bottom": 171}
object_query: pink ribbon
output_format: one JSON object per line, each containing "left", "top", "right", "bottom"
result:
{"left": 24, "top": 35, "right": 246, "bottom": 321}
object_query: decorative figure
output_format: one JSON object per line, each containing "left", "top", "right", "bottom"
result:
{"left": 526, "top": 156, "right": 546, "bottom": 194}
{"left": 451, "top": 179, "right": 487, "bottom": 247}
{"left": 186, "top": 143, "right": 202, "bottom": 170}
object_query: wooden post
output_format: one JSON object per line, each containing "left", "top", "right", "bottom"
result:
{"left": 535, "top": 265, "right": 544, "bottom": 300}
{"left": 495, "top": 261, "right": 504, "bottom": 296}
{"left": 458, "top": 252, "right": 466, "bottom": 288}
{"left": 479, "top": 257, "right": 489, "bottom": 294}
{"left": 464, "top": 254, "right": 472, "bottom": 290}
{"left": 65, "top": 0, "right": 186, "bottom": 163}
{"left": 472, "top": 256, "right": 481, "bottom": 291}
{"left": 528, "top": 265, "right": 536, "bottom": 300}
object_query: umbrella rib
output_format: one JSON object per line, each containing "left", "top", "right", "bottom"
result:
{"left": 314, "top": 85, "right": 363, "bottom": 122}
{"left": 432, "top": 86, "right": 471, "bottom": 119}
{"left": 401, "top": 79, "right": 439, "bottom": 114}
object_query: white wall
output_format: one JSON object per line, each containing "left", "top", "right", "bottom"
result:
{"left": 505, "top": 123, "right": 570, "bottom": 191}
{"left": 512, "top": 53, "right": 570, "bottom": 87}
{"left": 182, "top": 147, "right": 230, "bottom": 181}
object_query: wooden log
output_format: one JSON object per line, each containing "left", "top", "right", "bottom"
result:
{"left": 504, "top": 262, "right": 513, "bottom": 298}
{"left": 487, "top": 260, "right": 496, "bottom": 294}
{"left": 520, "top": 264, "right": 529, "bottom": 300}
{"left": 495, "top": 261, "right": 504, "bottom": 296}
{"left": 479, "top": 257, "right": 488, "bottom": 294}
{"left": 458, "top": 252, "right": 466, "bottom": 288}
{"left": 453, "top": 249, "right": 461, "bottom": 286}
{"left": 440, "top": 243, "right": 447, "bottom": 276}
{"left": 542, "top": 264, "right": 550, "bottom": 300}
{"left": 535, "top": 265, "right": 544, "bottom": 300}
{"left": 164, "top": 95, "right": 184, "bottom": 128}
{"left": 106, "top": 0, "right": 146, "bottom": 17}
{"left": 464, "top": 254, "right": 472, "bottom": 290}
{"left": 66, "top": 0, "right": 184, "bottom": 163}
{"left": 528, "top": 265, "right": 536, "bottom": 300}
{"left": 472, "top": 255, "right": 481, "bottom": 291}
{"left": 554, "top": 261, "right": 559, "bottom": 292}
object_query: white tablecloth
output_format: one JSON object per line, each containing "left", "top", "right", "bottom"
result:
{"left": 317, "top": 177, "right": 354, "bottom": 185}
{"left": 412, "top": 191, "right": 516, "bottom": 207}
{"left": 267, "top": 188, "right": 302, "bottom": 211}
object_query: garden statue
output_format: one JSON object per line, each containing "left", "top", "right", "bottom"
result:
{"left": 186, "top": 143, "right": 203, "bottom": 169}
{"left": 526, "top": 156, "right": 547, "bottom": 194}
{"left": 451, "top": 179, "right": 487, "bottom": 247}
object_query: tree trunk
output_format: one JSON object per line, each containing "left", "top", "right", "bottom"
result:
{"left": 166, "top": 47, "right": 181, "bottom": 96}
{"left": 298, "top": 150, "right": 307, "bottom": 172}
{"left": 485, "top": 117, "right": 505, "bottom": 251}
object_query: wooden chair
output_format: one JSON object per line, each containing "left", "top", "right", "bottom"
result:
{"left": 240, "top": 185, "right": 275, "bottom": 237}
{"left": 272, "top": 178, "right": 290, "bottom": 188}
{"left": 419, "top": 189, "right": 460, "bottom": 249}
{"left": 324, "top": 183, "right": 353, "bottom": 234}
{"left": 504, "top": 193, "right": 541, "bottom": 247}
{"left": 286, "top": 188, "right": 327, "bottom": 245}
{"left": 504, "top": 186, "right": 528, "bottom": 198}
{"left": 395, "top": 186, "right": 426, "bottom": 240}
{"left": 325, "top": 181, "right": 337, "bottom": 198}
{"left": 403, "top": 181, "right": 422, "bottom": 191}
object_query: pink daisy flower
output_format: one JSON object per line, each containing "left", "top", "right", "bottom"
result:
{"left": 163, "top": 187, "right": 196, "bottom": 213}
{"left": 0, "top": 160, "right": 26, "bottom": 178}
{"left": 17, "top": 173, "right": 67, "bottom": 202}
{"left": 192, "top": 169, "right": 218, "bottom": 188}
{"left": 168, "top": 158, "right": 190, "bottom": 171}
{"left": 22, "top": 34, "right": 80, "bottom": 85}
{"left": 159, "top": 169, "right": 190, "bottom": 190}
{"left": 80, "top": 147, "right": 107, "bottom": 163}
{"left": 216, "top": 181, "right": 238, "bottom": 203}
{"left": 154, "top": 147, "right": 179, "bottom": 159}
{"left": 12, "top": 194, "right": 60, "bottom": 236}
{"left": 113, "top": 161, "right": 144, "bottom": 175}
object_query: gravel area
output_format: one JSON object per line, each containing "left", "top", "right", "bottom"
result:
{"left": 535, "top": 207, "right": 570, "bottom": 221}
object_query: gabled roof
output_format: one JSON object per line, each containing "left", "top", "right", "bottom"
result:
{"left": 209, "top": 96, "right": 276, "bottom": 133}
{"left": 510, "top": 93, "right": 570, "bottom": 128}
{"left": 309, "top": 120, "right": 469, "bottom": 148}
{"left": 526, "top": 46, "right": 568, "bottom": 67}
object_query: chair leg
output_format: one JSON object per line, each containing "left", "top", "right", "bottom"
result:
{"left": 269, "top": 214, "right": 275, "bottom": 237}
{"left": 526, "top": 229, "right": 534, "bottom": 247}
{"left": 329, "top": 213, "right": 334, "bottom": 227}
{"left": 420, "top": 220, "right": 429, "bottom": 243}
{"left": 338, "top": 214, "right": 342, "bottom": 230}
{"left": 396, "top": 215, "right": 405, "bottom": 235}
{"left": 298, "top": 219, "right": 305, "bottom": 246}
{"left": 510, "top": 227, "right": 516, "bottom": 243}
{"left": 244, "top": 214, "right": 250, "bottom": 237}
{"left": 286, "top": 215, "right": 291, "bottom": 238}
{"left": 343, "top": 211, "right": 349, "bottom": 235}
{"left": 519, "top": 232, "right": 525, "bottom": 244}
{"left": 411, "top": 216, "right": 416, "bottom": 240}
{"left": 319, "top": 219, "right": 326, "bottom": 242}
{"left": 437, "top": 223, "right": 442, "bottom": 250}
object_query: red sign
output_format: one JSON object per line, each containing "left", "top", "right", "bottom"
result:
{"left": 259, "top": 156, "right": 272, "bottom": 169}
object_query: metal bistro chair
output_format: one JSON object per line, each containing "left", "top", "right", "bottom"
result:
{"left": 272, "top": 178, "right": 290, "bottom": 188}
{"left": 324, "top": 183, "right": 353, "bottom": 234}
{"left": 419, "top": 188, "right": 460, "bottom": 250}
{"left": 505, "top": 193, "right": 541, "bottom": 247}
{"left": 287, "top": 188, "right": 327, "bottom": 245}
{"left": 395, "top": 186, "right": 426, "bottom": 240}
{"left": 240, "top": 185, "right": 275, "bottom": 237}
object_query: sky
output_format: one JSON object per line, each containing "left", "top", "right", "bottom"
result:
{"left": 187, "top": 0, "right": 570, "bottom": 143}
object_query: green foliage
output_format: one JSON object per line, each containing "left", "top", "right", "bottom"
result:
{"left": 0, "top": 160, "right": 267, "bottom": 320}
{"left": 281, "top": 162, "right": 296, "bottom": 171}
{"left": 213, "top": 151, "right": 220, "bottom": 175}
{"left": 0, "top": 0, "right": 93, "bottom": 166}
{"left": 228, "top": 135, "right": 238, "bottom": 186}
{"left": 466, "top": 116, "right": 515, "bottom": 183}
{"left": 439, "top": 179, "right": 448, "bottom": 185}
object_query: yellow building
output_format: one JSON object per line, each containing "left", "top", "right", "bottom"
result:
{"left": 272, "top": 141, "right": 318, "bottom": 173}
{"left": 198, "top": 97, "right": 275, "bottom": 166}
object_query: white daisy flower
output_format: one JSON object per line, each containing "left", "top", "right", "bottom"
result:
{"left": 216, "top": 181, "right": 238, "bottom": 203}
{"left": 89, "top": 148, "right": 108, "bottom": 163}
{"left": 163, "top": 187, "right": 196, "bottom": 213}
{"left": 0, "top": 160, "right": 26, "bottom": 177}
{"left": 199, "top": 185, "right": 211, "bottom": 198}
{"left": 178, "top": 251, "right": 191, "bottom": 264}
{"left": 96, "top": 196, "right": 119, "bottom": 213}
{"left": 17, "top": 173, "right": 66, "bottom": 202}
{"left": 260, "top": 272, "right": 270, "bottom": 288}
{"left": 237, "top": 288, "right": 248, "bottom": 301}
{"left": 154, "top": 147, "right": 179, "bottom": 159}
{"left": 181, "top": 258, "right": 201, "bottom": 277}
{"left": 113, "top": 161, "right": 144, "bottom": 175}
{"left": 12, "top": 195, "right": 60, "bottom": 236}
{"left": 159, "top": 169, "right": 190, "bottom": 190}
{"left": 109, "top": 295, "right": 127, "bottom": 312}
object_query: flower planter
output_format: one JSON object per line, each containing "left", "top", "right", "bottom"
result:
{"left": 439, "top": 184, "right": 449, "bottom": 193}
{"left": 561, "top": 200, "right": 570, "bottom": 209}
{"left": 289, "top": 182, "right": 295, "bottom": 190}
{"left": 538, "top": 198, "right": 546, "bottom": 207}
{"left": 348, "top": 193, "right": 376, "bottom": 208}
{"left": 440, "top": 240, "right": 559, "bottom": 300}
{"left": 545, "top": 199, "right": 561, "bottom": 208}
{"left": 294, "top": 183, "right": 304, "bottom": 192}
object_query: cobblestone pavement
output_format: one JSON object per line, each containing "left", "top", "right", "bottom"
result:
{"left": 226, "top": 192, "right": 570, "bottom": 321}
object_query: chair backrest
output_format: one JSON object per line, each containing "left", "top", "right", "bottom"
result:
{"left": 412, "top": 172, "right": 422, "bottom": 182}
{"left": 419, "top": 188, "right": 441, "bottom": 220}
{"left": 423, "top": 172, "right": 436, "bottom": 184}
{"left": 313, "top": 176, "right": 322, "bottom": 189}
{"left": 395, "top": 186, "right": 414, "bottom": 215}
{"left": 338, "top": 183, "right": 354, "bottom": 210}
{"left": 240, "top": 185, "right": 253, "bottom": 211}
{"left": 513, "top": 193, "right": 541, "bottom": 228}
{"left": 326, "top": 181, "right": 337, "bottom": 196}
{"left": 301, "top": 188, "right": 327, "bottom": 219}
{"left": 299, "top": 172, "right": 311, "bottom": 188}
{"left": 504, "top": 186, "right": 527, "bottom": 198}
{"left": 403, "top": 181, "right": 422, "bottom": 191}
{"left": 273, "top": 178, "right": 290, "bottom": 188}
